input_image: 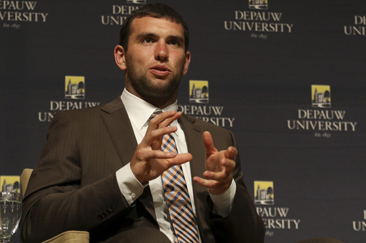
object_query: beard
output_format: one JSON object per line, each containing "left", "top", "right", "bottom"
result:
{"left": 125, "top": 57, "right": 184, "bottom": 103}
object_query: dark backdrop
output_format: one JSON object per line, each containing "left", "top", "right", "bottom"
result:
{"left": 1, "top": 0, "right": 365, "bottom": 242}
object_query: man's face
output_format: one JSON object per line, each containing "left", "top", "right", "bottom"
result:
{"left": 122, "top": 16, "right": 190, "bottom": 105}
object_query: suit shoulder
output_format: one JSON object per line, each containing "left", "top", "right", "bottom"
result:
{"left": 181, "top": 114, "right": 233, "bottom": 135}
{"left": 51, "top": 97, "right": 125, "bottom": 127}
{"left": 53, "top": 104, "right": 103, "bottom": 120}
{"left": 53, "top": 96, "right": 123, "bottom": 119}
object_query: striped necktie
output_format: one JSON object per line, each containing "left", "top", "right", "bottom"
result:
{"left": 150, "top": 111, "right": 199, "bottom": 243}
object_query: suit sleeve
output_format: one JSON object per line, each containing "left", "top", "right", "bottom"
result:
{"left": 20, "top": 111, "right": 132, "bottom": 242}
{"left": 209, "top": 131, "right": 265, "bottom": 243}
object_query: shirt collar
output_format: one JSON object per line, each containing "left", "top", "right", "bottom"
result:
{"left": 121, "top": 88, "right": 178, "bottom": 131}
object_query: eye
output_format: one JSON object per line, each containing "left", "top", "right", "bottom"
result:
{"left": 143, "top": 37, "right": 154, "bottom": 44}
{"left": 168, "top": 39, "right": 180, "bottom": 46}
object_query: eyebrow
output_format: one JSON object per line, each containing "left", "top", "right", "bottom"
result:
{"left": 136, "top": 32, "right": 157, "bottom": 39}
{"left": 136, "top": 32, "right": 184, "bottom": 43}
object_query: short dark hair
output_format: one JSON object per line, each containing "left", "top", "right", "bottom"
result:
{"left": 119, "top": 3, "right": 189, "bottom": 52}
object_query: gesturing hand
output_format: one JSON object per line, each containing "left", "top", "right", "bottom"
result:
{"left": 193, "top": 131, "right": 238, "bottom": 195}
{"left": 130, "top": 111, "right": 193, "bottom": 184}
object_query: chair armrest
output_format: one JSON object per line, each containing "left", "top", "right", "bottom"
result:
{"left": 42, "top": 231, "right": 89, "bottom": 243}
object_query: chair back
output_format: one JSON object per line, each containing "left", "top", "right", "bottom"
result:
{"left": 21, "top": 168, "right": 33, "bottom": 197}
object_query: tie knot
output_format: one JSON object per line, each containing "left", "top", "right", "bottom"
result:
{"left": 149, "top": 110, "right": 163, "bottom": 120}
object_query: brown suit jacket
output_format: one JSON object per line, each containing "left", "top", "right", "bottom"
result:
{"left": 20, "top": 97, "right": 264, "bottom": 243}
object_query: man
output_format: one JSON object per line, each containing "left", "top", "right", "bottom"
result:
{"left": 20, "top": 3, "right": 264, "bottom": 243}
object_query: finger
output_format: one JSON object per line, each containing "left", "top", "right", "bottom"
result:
{"left": 224, "top": 146, "right": 238, "bottom": 160}
{"left": 143, "top": 126, "right": 177, "bottom": 146}
{"left": 149, "top": 126, "right": 177, "bottom": 139}
{"left": 134, "top": 149, "right": 177, "bottom": 161}
{"left": 203, "top": 131, "right": 217, "bottom": 156}
{"left": 145, "top": 111, "right": 180, "bottom": 145}
{"left": 150, "top": 110, "right": 181, "bottom": 128}
{"left": 220, "top": 158, "right": 236, "bottom": 174}
{"left": 193, "top": 176, "right": 220, "bottom": 189}
{"left": 202, "top": 170, "right": 229, "bottom": 181}
{"left": 148, "top": 111, "right": 182, "bottom": 149}
{"left": 159, "top": 111, "right": 182, "bottom": 128}
{"left": 148, "top": 110, "right": 176, "bottom": 130}
{"left": 166, "top": 153, "right": 193, "bottom": 167}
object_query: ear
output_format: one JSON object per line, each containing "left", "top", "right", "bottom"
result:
{"left": 182, "top": 51, "right": 191, "bottom": 76}
{"left": 114, "top": 45, "right": 127, "bottom": 70}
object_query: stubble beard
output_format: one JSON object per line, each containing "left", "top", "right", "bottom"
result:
{"left": 125, "top": 60, "right": 184, "bottom": 104}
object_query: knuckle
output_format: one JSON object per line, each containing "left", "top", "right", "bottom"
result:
{"left": 135, "top": 150, "right": 144, "bottom": 159}
{"left": 227, "top": 160, "right": 235, "bottom": 169}
{"left": 150, "top": 130, "right": 158, "bottom": 137}
{"left": 231, "top": 162, "right": 236, "bottom": 170}
{"left": 212, "top": 181, "right": 220, "bottom": 188}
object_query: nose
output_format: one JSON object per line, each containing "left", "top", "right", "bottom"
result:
{"left": 154, "top": 41, "right": 169, "bottom": 61}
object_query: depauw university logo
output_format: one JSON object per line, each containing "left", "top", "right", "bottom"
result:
{"left": 254, "top": 181, "right": 274, "bottom": 205}
{"left": 190, "top": 80, "right": 209, "bottom": 103}
{"left": 249, "top": 0, "right": 268, "bottom": 10}
{"left": 126, "top": 0, "right": 146, "bottom": 4}
{"left": 65, "top": 76, "right": 85, "bottom": 100}
{"left": 311, "top": 85, "right": 331, "bottom": 108}
{"left": 1, "top": 176, "right": 20, "bottom": 194}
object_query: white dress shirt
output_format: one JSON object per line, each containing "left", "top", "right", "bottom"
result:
{"left": 115, "top": 88, "right": 236, "bottom": 242}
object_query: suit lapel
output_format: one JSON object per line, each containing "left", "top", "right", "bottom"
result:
{"left": 100, "top": 97, "right": 156, "bottom": 219}
{"left": 100, "top": 97, "right": 137, "bottom": 167}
